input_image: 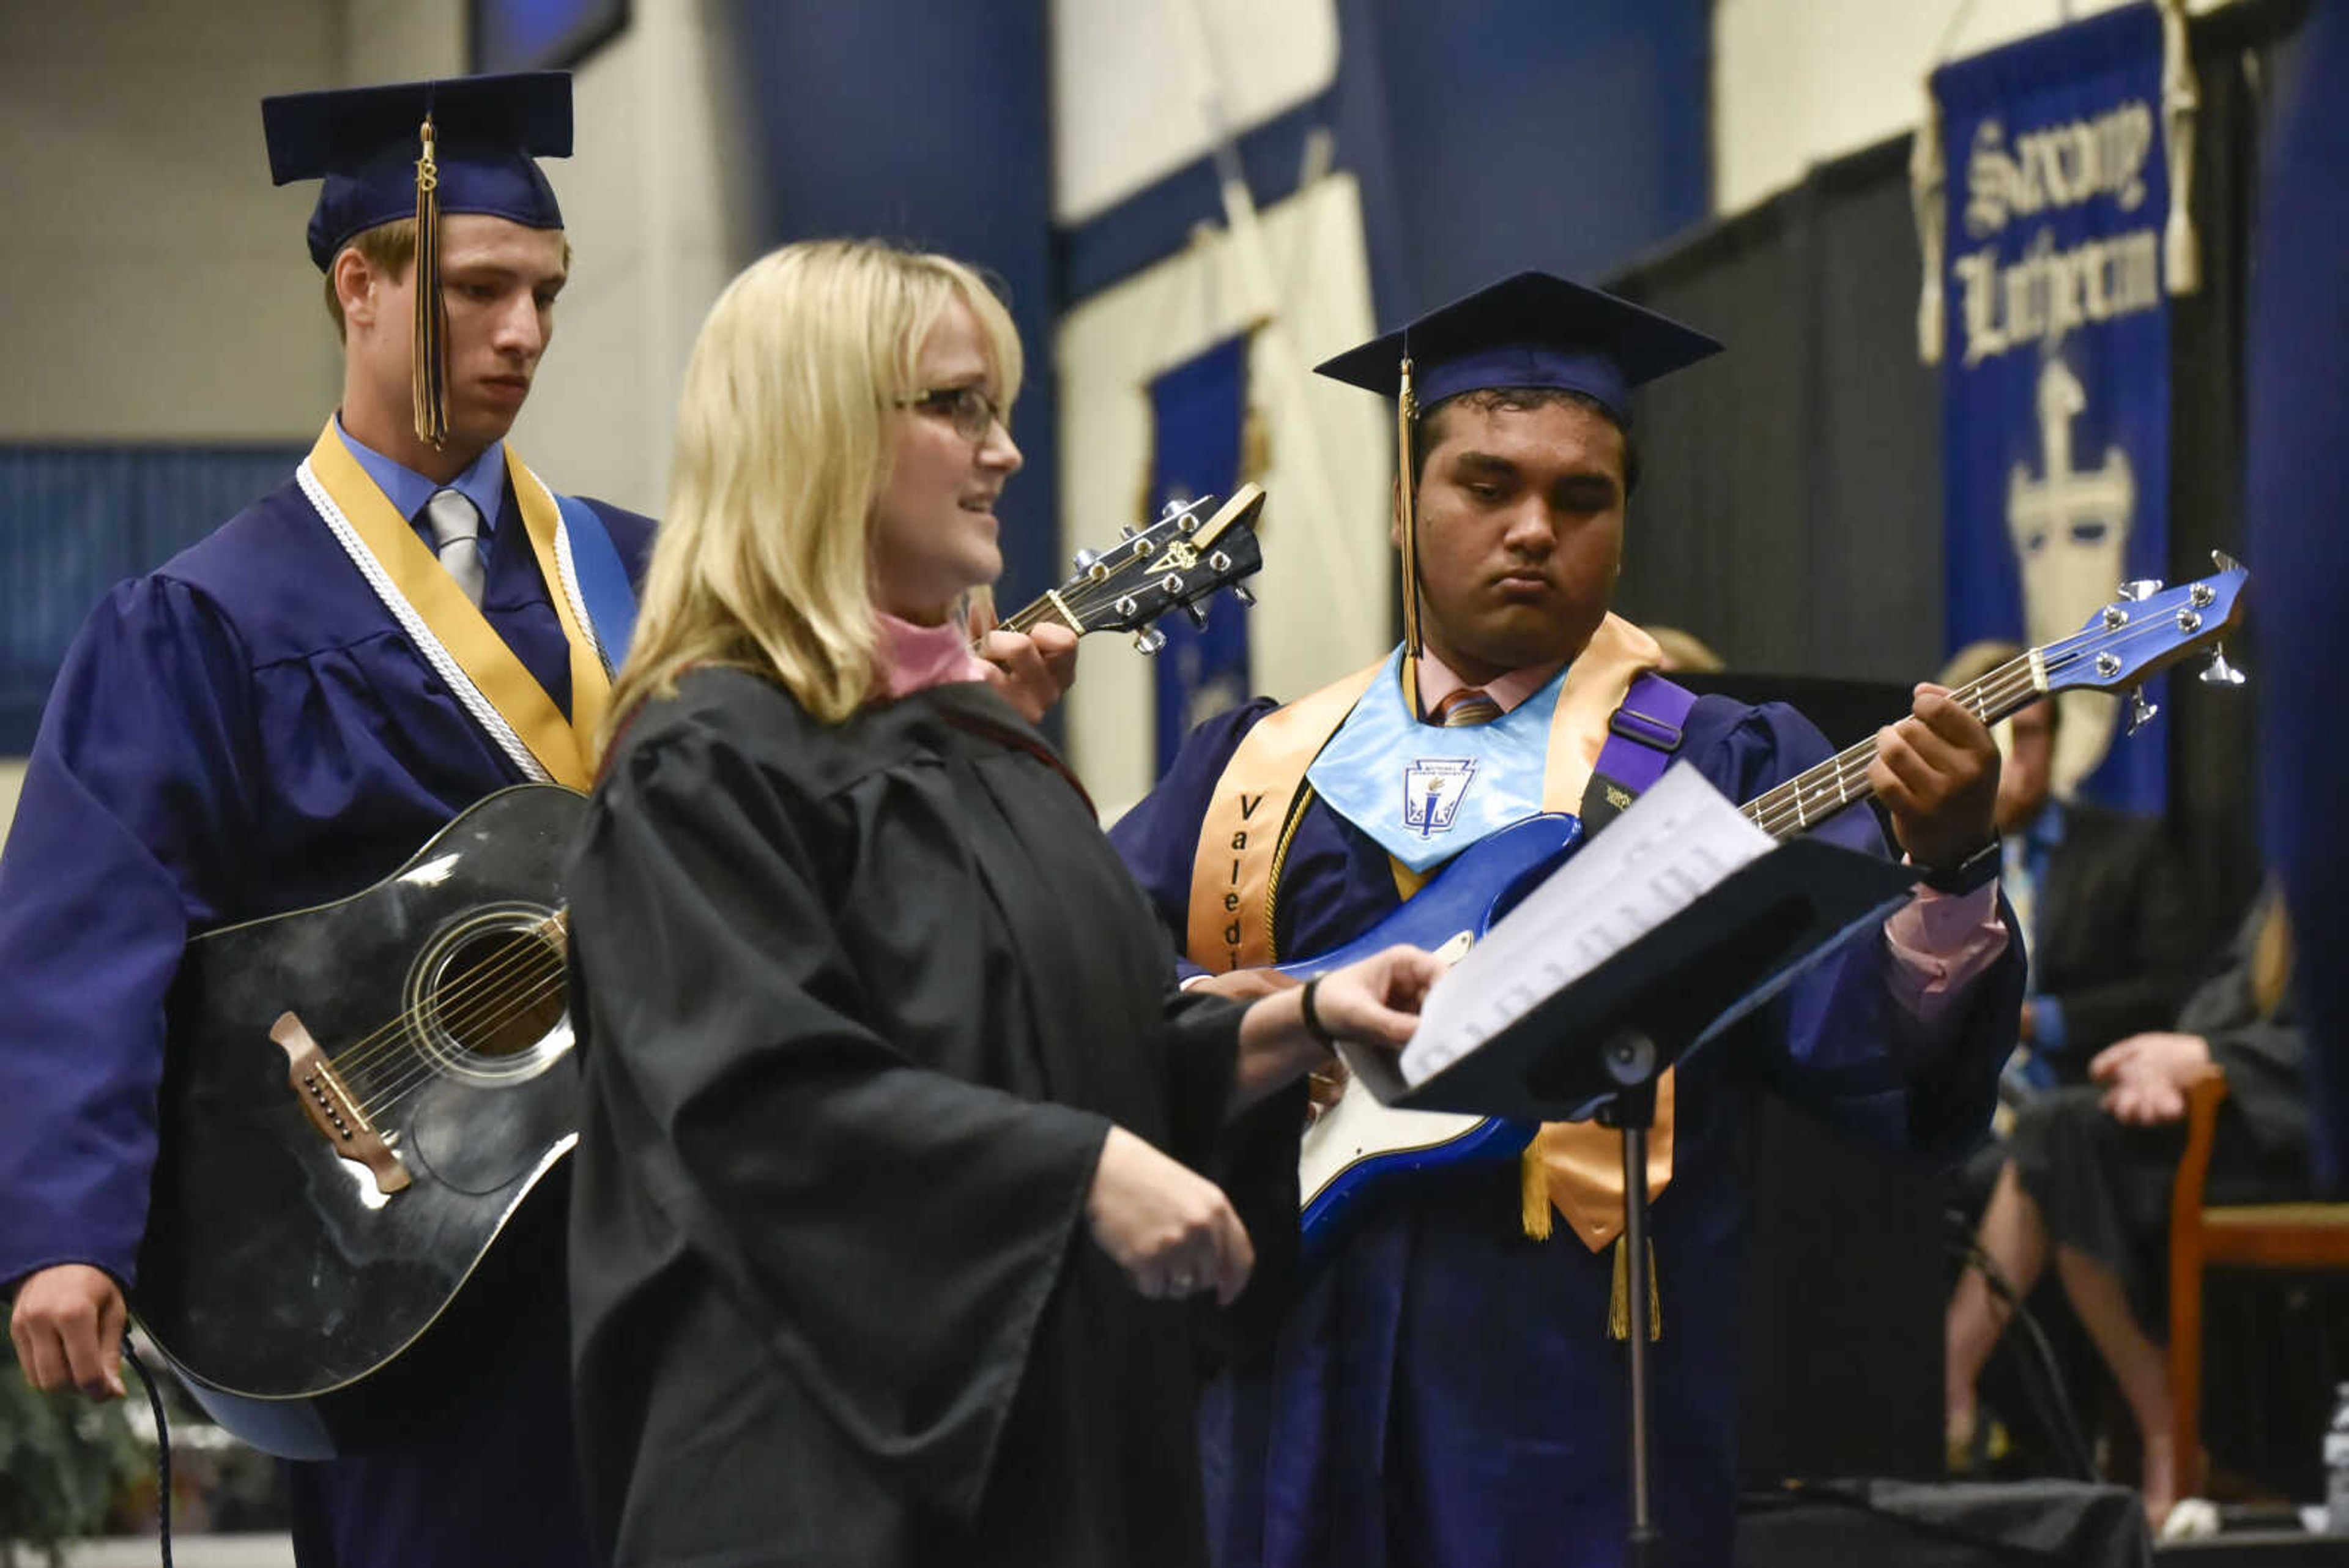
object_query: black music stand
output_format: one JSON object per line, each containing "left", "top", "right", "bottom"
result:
{"left": 1343, "top": 836, "right": 1916, "bottom": 1566}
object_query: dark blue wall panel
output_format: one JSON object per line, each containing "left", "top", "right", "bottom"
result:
{"left": 0, "top": 445, "right": 306, "bottom": 752}
{"left": 719, "top": 0, "right": 1061, "bottom": 640}
{"left": 1060, "top": 1, "right": 1713, "bottom": 326}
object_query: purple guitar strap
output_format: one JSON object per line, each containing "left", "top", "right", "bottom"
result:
{"left": 1578, "top": 671, "right": 1699, "bottom": 834}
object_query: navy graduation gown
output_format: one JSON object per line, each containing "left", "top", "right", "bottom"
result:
{"left": 1111, "top": 688, "right": 2023, "bottom": 1568}
{"left": 0, "top": 470, "right": 653, "bottom": 1568}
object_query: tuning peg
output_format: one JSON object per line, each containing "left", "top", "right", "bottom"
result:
{"left": 2117, "top": 579, "right": 2164, "bottom": 602}
{"left": 1119, "top": 524, "right": 1139, "bottom": 541}
{"left": 1184, "top": 602, "right": 1210, "bottom": 630}
{"left": 1132, "top": 628, "right": 1167, "bottom": 656}
{"left": 2211, "top": 549, "right": 2243, "bottom": 573}
{"left": 2126, "top": 688, "right": 2161, "bottom": 735}
{"left": 1228, "top": 584, "right": 1256, "bottom": 607}
{"left": 2200, "top": 644, "right": 2247, "bottom": 686}
{"left": 1071, "top": 548, "right": 1098, "bottom": 573}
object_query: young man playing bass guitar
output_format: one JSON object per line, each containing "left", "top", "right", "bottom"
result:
{"left": 1110, "top": 272, "right": 2026, "bottom": 1567}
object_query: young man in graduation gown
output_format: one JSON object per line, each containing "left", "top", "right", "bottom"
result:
{"left": 1110, "top": 273, "right": 2027, "bottom": 1567}
{"left": 0, "top": 74, "right": 653, "bottom": 1568}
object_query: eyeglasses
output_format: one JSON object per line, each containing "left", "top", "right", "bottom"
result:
{"left": 893, "top": 385, "right": 1008, "bottom": 444}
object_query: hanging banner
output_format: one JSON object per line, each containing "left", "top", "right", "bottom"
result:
{"left": 1144, "top": 332, "right": 1257, "bottom": 773}
{"left": 1932, "top": 3, "right": 2181, "bottom": 809}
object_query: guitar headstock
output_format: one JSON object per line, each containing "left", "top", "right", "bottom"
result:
{"left": 2039, "top": 552, "right": 2249, "bottom": 699}
{"left": 1042, "top": 484, "right": 1267, "bottom": 653}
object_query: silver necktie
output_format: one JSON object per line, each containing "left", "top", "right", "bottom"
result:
{"left": 423, "top": 488, "right": 487, "bottom": 607}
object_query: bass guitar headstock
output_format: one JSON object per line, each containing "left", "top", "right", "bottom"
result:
{"left": 2032, "top": 552, "right": 2249, "bottom": 734}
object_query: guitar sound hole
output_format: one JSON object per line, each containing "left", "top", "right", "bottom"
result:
{"left": 434, "top": 930, "right": 565, "bottom": 1058}
{"left": 408, "top": 904, "right": 574, "bottom": 1084}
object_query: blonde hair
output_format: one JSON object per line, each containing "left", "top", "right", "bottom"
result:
{"left": 606, "top": 239, "right": 1023, "bottom": 741}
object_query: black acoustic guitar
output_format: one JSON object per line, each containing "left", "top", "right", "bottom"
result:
{"left": 132, "top": 487, "right": 1267, "bottom": 1457}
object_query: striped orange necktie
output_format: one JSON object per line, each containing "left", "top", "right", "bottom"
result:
{"left": 1431, "top": 686, "right": 1502, "bottom": 727}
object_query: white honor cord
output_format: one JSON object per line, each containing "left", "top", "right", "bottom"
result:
{"left": 525, "top": 466, "right": 607, "bottom": 673}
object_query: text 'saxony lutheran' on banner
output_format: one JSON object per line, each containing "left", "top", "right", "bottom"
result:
{"left": 1928, "top": 2, "right": 2193, "bottom": 809}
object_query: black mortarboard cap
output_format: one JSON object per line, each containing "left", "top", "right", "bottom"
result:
{"left": 262, "top": 71, "right": 572, "bottom": 272}
{"left": 1314, "top": 271, "right": 1723, "bottom": 425}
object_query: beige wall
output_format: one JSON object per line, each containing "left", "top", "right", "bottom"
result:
{"left": 513, "top": 1, "right": 758, "bottom": 516}
{"left": 0, "top": 1, "right": 343, "bottom": 440}
{"left": 336, "top": 0, "right": 759, "bottom": 516}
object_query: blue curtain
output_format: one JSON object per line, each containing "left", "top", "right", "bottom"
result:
{"left": 0, "top": 445, "right": 305, "bottom": 751}
{"left": 1146, "top": 332, "right": 1255, "bottom": 771}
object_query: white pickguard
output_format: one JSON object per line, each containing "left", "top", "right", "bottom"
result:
{"left": 1297, "top": 926, "right": 1486, "bottom": 1208}
{"left": 1298, "top": 1078, "right": 1491, "bottom": 1208}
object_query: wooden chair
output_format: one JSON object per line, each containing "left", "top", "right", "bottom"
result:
{"left": 2168, "top": 1075, "right": 2349, "bottom": 1471}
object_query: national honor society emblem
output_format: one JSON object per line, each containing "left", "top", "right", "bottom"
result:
{"left": 1401, "top": 757, "right": 1477, "bottom": 837}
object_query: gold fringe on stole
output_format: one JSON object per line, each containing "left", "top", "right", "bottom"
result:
{"left": 1607, "top": 1236, "right": 1661, "bottom": 1342}
{"left": 1520, "top": 1132, "right": 1555, "bottom": 1242}
{"left": 411, "top": 113, "right": 449, "bottom": 448}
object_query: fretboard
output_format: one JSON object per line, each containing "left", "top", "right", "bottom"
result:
{"left": 997, "top": 590, "right": 1081, "bottom": 636}
{"left": 1737, "top": 653, "right": 2043, "bottom": 841}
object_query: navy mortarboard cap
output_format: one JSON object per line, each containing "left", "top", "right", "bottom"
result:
{"left": 1313, "top": 271, "right": 1721, "bottom": 427}
{"left": 1316, "top": 272, "right": 1721, "bottom": 660}
{"left": 263, "top": 72, "right": 571, "bottom": 449}
{"left": 263, "top": 71, "right": 572, "bottom": 271}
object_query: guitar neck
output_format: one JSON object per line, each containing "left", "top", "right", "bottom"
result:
{"left": 1737, "top": 652, "right": 2043, "bottom": 841}
{"left": 996, "top": 590, "right": 1082, "bottom": 636}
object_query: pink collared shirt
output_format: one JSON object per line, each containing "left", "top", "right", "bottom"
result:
{"left": 1411, "top": 649, "right": 2006, "bottom": 1031}
{"left": 877, "top": 612, "right": 993, "bottom": 700}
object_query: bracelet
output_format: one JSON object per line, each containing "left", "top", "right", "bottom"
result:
{"left": 1918, "top": 834, "right": 2002, "bottom": 896}
{"left": 1298, "top": 977, "right": 1339, "bottom": 1053}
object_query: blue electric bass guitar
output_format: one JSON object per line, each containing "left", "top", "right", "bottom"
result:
{"left": 1289, "top": 557, "right": 2249, "bottom": 1272}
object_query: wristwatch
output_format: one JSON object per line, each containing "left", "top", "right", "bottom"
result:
{"left": 1917, "top": 835, "right": 2001, "bottom": 896}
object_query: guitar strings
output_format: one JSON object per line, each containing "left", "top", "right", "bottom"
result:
{"left": 351, "top": 964, "right": 571, "bottom": 1121}
{"left": 1743, "top": 611, "right": 2200, "bottom": 839}
{"left": 343, "top": 962, "right": 568, "bottom": 1120}
{"left": 325, "top": 913, "right": 561, "bottom": 1084}
{"left": 335, "top": 923, "right": 563, "bottom": 1093}
{"left": 327, "top": 919, "right": 566, "bottom": 1103}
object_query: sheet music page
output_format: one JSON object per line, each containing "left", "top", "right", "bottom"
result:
{"left": 1398, "top": 762, "right": 1778, "bottom": 1086}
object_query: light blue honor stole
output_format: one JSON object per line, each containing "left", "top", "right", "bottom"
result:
{"left": 1305, "top": 647, "right": 1568, "bottom": 875}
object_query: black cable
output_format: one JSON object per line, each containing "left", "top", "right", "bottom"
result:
{"left": 119, "top": 1335, "right": 174, "bottom": 1568}
{"left": 1944, "top": 1209, "right": 2102, "bottom": 1484}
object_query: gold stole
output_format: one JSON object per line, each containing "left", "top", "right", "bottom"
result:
{"left": 1183, "top": 615, "right": 1677, "bottom": 1268}
{"left": 304, "top": 421, "right": 609, "bottom": 790}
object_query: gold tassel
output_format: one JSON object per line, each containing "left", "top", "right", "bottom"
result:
{"left": 1607, "top": 1236, "right": 1661, "bottom": 1342}
{"left": 412, "top": 113, "right": 448, "bottom": 448}
{"left": 1520, "top": 1133, "right": 1554, "bottom": 1241}
{"left": 1395, "top": 354, "right": 1421, "bottom": 657}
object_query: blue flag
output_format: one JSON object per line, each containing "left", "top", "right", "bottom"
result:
{"left": 1935, "top": 3, "right": 2173, "bottom": 809}
{"left": 1145, "top": 333, "right": 1256, "bottom": 773}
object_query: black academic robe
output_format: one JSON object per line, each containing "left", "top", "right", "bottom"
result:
{"left": 566, "top": 668, "right": 1244, "bottom": 1567}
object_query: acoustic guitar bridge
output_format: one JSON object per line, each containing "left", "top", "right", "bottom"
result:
{"left": 272, "top": 1011, "right": 412, "bottom": 1196}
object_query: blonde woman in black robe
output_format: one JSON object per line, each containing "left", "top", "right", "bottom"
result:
{"left": 563, "top": 239, "right": 1441, "bottom": 1567}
